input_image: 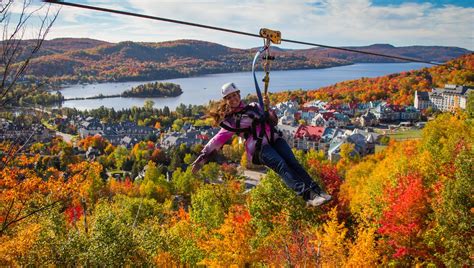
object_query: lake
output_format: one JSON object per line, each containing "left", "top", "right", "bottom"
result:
{"left": 58, "top": 62, "right": 431, "bottom": 110}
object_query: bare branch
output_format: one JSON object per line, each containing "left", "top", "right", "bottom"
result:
{"left": 1, "top": 198, "right": 15, "bottom": 231}
{"left": 0, "top": 199, "right": 62, "bottom": 236}
{"left": 0, "top": 0, "right": 14, "bottom": 24}
{"left": 0, "top": 0, "right": 60, "bottom": 106}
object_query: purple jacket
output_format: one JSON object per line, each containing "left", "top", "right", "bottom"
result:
{"left": 200, "top": 101, "right": 279, "bottom": 164}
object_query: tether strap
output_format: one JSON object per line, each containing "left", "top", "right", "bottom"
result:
{"left": 219, "top": 122, "right": 251, "bottom": 134}
{"left": 252, "top": 46, "right": 268, "bottom": 111}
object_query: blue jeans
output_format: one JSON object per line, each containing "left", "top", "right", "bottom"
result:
{"left": 259, "top": 138, "right": 322, "bottom": 199}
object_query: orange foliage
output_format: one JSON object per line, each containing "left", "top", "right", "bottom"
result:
{"left": 273, "top": 54, "right": 474, "bottom": 106}
{"left": 77, "top": 134, "right": 109, "bottom": 152}
{"left": 200, "top": 205, "right": 256, "bottom": 266}
{"left": 257, "top": 213, "right": 318, "bottom": 266}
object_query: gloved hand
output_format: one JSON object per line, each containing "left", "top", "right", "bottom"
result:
{"left": 191, "top": 153, "right": 207, "bottom": 174}
{"left": 263, "top": 94, "right": 270, "bottom": 110}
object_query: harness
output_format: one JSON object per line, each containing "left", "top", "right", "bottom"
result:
{"left": 219, "top": 28, "right": 282, "bottom": 165}
{"left": 219, "top": 105, "right": 279, "bottom": 164}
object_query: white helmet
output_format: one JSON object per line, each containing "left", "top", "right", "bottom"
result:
{"left": 221, "top": 82, "right": 240, "bottom": 97}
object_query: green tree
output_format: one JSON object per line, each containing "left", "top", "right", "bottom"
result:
{"left": 467, "top": 91, "right": 474, "bottom": 119}
{"left": 249, "top": 171, "right": 316, "bottom": 246}
{"left": 112, "top": 146, "right": 129, "bottom": 170}
{"left": 144, "top": 99, "right": 155, "bottom": 110}
{"left": 190, "top": 184, "right": 232, "bottom": 230}
{"left": 86, "top": 202, "right": 138, "bottom": 266}
{"left": 172, "top": 167, "right": 201, "bottom": 195}
{"left": 427, "top": 148, "right": 474, "bottom": 267}
{"left": 172, "top": 119, "right": 184, "bottom": 131}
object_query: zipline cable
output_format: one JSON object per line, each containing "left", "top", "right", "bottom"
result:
{"left": 43, "top": 0, "right": 456, "bottom": 67}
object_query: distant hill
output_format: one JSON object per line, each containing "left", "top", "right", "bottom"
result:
{"left": 19, "top": 38, "right": 471, "bottom": 85}
{"left": 5, "top": 38, "right": 111, "bottom": 62}
{"left": 304, "top": 44, "right": 470, "bottom": 63}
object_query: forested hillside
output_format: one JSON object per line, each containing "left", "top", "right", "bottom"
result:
{"left": 0, "top": 105, "right": 472, "bottom": 266}
{"left": 270, "top": 53, "right": 474, "bottom": 106}
{"left": 17, "top": 38, "right": 471, "bottom": 85}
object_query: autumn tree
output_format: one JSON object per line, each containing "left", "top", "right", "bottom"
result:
{"left": 0, "top": 0, "right": 58, "bottom": 106}
{"left": 346, "top": 225, "right": 380, "bottom": 267}
{"left": 200, "top": 205, "right": 256, "bottom": 266}
{"left": 190, "top": 184, "right": 233, "bottom": 230}
{"left": 426, "top": 147, "right": 473, "bottom": 267}
{"left": 313, "top": 207, "right": 349, "bottom": 267}
{"left": 378, "top": 173, "right": 430, "bottom": 265}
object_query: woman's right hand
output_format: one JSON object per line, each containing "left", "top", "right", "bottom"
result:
{"left": 191, "top": 154, "right": 206, "bottom": 173}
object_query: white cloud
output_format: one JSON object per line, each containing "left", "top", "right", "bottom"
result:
{"left": 41, "top": 0, "right": 473, "bottom": 50}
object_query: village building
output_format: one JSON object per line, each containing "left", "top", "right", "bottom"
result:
{"left": 293, "top": 125, "right": 325, "bottom": 151}
{"left": 277, "top": 124, "right": 298, "bottom": 148}
{"left": 0, "top": 120, "right": 55, "bottom": 144}
{"left": 414, "top": 84, "right": 473, "bottom": 111}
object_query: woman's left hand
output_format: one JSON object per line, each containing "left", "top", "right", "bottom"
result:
{"left": 263, "top": 94, "right": 270, "bottom": 108}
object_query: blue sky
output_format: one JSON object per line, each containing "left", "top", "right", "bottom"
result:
{"left": 19, "top": 0, "right": 474, "bottom": 50}
{"left": 372, "top": 0, "right": 473, "bottom": 8}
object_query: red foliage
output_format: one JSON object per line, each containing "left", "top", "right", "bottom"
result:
{"left": 64, "top": 204, "right": 83, "bottom": 224}
{"left": 146, "top": 141, "right": 155, "bottom": 150}
{"left": 307, "top": 159, "right": 349, "bottom": 218}
{"left": 123, "top": 177, "right": 132, "bottom": 189}
{"left": 378, "top": 172, "right": 430, "bottom": 259}
{"left": 232, "top": 205, "right": 251, "bottom": 224}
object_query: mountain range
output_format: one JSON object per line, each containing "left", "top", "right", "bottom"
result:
{"left": 18, "top": 38, "right": 471, "bottom": 85}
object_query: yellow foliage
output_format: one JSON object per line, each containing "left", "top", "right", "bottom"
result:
{"left": 341, "top": 140, "right": 422, "bottom": 221}
{"left": 0, "top": 223, "right": 41, "bottom": 265}
{"left": 313, "top": 207, "right": 348, "bottom": 267}
{"left": 200, "top": 205, "right": 256, "bottom": 266}
{"left": 345, "top": 225, "right": 379, "bottom": 267}
{"left": 154, "top": 252, "right": 178, "bottom": 267}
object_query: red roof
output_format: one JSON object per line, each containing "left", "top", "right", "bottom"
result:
{"left": 197, "top": 134, "right": 209, "bottom": 140}
{"left": 300, "top": 106, "right": 319, "bottom": 112}
{"left": 294, "top": 125, "right": 325, "bottom": 141}
{"left": 321, "top": 112, "right": 334, "bottom": 121}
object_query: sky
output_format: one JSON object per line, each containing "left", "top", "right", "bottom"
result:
{"left": 13, "top": 0, "right": 474, "bottom": 50}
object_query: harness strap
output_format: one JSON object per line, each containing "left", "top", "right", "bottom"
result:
{"left": 219, "top": 122, "right": 251, "bottom": 134}
{"left": 252, "top": 46, "right": 268, "bottom": 111}
{"left": 219, "top": 104, "right": 281, "bottom": 165}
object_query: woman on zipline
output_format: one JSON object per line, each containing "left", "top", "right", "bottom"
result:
{"left": 191, "top": 82, "right": 331, "bottom": 207}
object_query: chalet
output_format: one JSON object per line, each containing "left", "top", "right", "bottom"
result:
{"left": 293, "top": 125, "right": 325, "bottom": 151}
{"left": 414, "top": 91, "right": 431, "bottom": 110}
{"left": 372, "top": 103, "right": 420, "bottom": 122}
{"left": 0, "top": 121, "right": 55, "bottom": 143}
{"left": 358, "top": 111, "right": 378, "bottom": 127}
{"left": 275, "top": 101, "right": 299, "bottom": 117}
{"left": 279, "top": 110, "right": 297, "bottom": 126}
{"left": 328, "top": 134, "right": 364, "bottom": 162}
{"left": 277, "top": 124, "right": 298, "bottom": 148}
{"left": 160, "top": 127, "right": 218, "bottom": 149}
{"left": 311, "top": 112, "right": 336, "bottom": 127}
{"left": 76, "top": 117, "right": 158, "bottom": 147}
{"left": 299, "top": 106, "right": 319, "bottom": 122}
{"left": 400, "top": 106, "right": 420, "bottom": 121}
{"left": 303, "top": 100, "right": 327, "bottom": 109}
{"left": 310, "top": 112, "right": 349, "bottom": 128}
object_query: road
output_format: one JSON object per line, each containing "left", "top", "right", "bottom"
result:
{"left": 242, "top": 168, "right": 267, "bottom": 190}
{"left": 243, "top": 169, "right": 267, "bottom": 181}
{"left": 56, "top": 131, "right": 75, "bottom": 143}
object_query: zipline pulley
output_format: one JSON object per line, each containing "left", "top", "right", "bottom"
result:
{"left": 258, "top": 28, "right": 280, "bottom": 111}
{"left": 259, "top": 28, "right": 281, "bottom": 45}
